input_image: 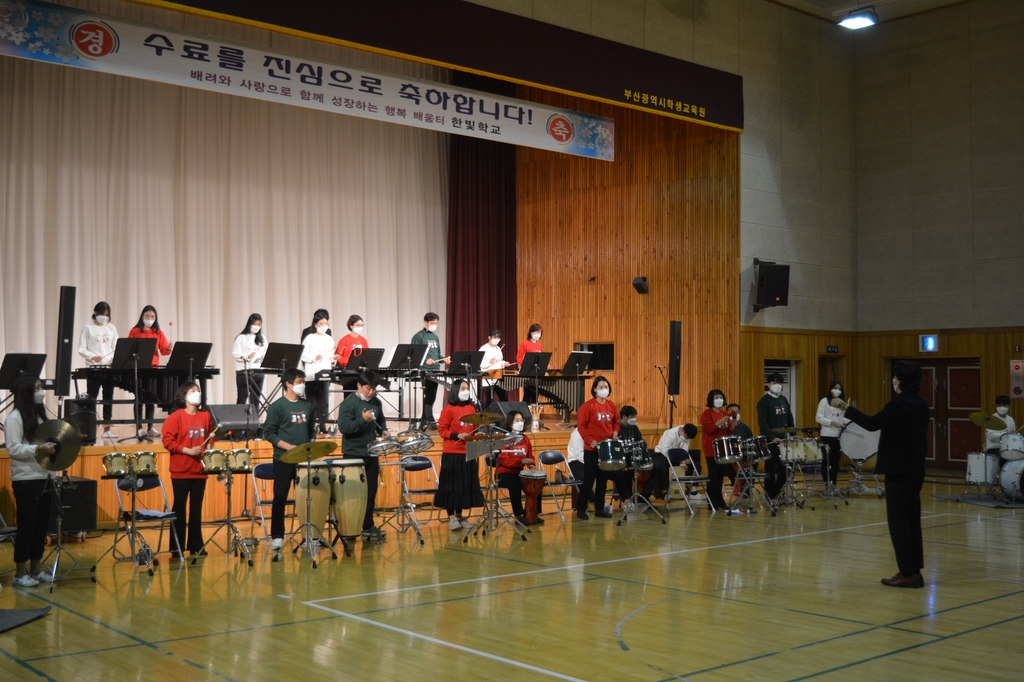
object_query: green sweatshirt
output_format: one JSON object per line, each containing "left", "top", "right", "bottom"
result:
{"left": 411, "top": 328, "right": 441, "bottom": 369}
{"left": 733, "top": 421, "right": 754, "bottom": 440}
{"left": 263, "top": 396, "right": 315, "bottom": 461}
{"left": 619, "top": 423, "right": 644, "bottom": 443}
{"left": 336, "top": 392, "right": 387, "bottom": 458}
{"left": 756, "top": 393, "right": 794, "bottom": 437}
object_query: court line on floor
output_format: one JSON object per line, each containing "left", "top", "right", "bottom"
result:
{"left": 0, "top": 645, "right": 59, "bottom": 682}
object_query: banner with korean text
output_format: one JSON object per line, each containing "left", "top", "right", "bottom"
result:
{"left": 0, "top": 0, "right": 614, "bottom": 160}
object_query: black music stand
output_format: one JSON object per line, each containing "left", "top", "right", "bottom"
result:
{"left": 447, "top": 351, "right": 485, "bottom": 377}
{"left": 259, "top": 343, "right": 303, "bottom": 416}
{"left": 110, "top": 338, "right": 157, "bottom": 443}
{"left": 560, "top": 351, "right": 592, "bottom": 375}
{"left": 0, "top": 353, "right": 47, "bottom": 426}
{"left": 520, "top": 352, "right": 551, "bottom": 431}
{"left": 346, "top": 347, "right": 385, "bottom": 371}
{"left": 165, "top": 341, "right": 212, "bottom": 382}
{"left": 389, "top": 344, "right": 429, "bottom": 370}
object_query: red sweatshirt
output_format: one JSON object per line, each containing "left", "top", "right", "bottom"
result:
{"left": 577, "top": 398, "right": 618, "bottom": 450}
{"left": 128, "top": 326, "right": 171, "bottom": 367}
{"left": 497, "top": 435, "right": 534, "bottom": 475}
{"left": 439, "top": 403, "right": 478, "bottom": 454}
{"left": 336, "top": 333, "right": 369, "bottom": 367}
{"left": 516, "top": 339, "right": 543, "bottom": 367}
{"left": 162, "top": 408, "right": 214, "bottom": 479}
{"left": 700, "top": 407, "right": 734, "bottom": 459}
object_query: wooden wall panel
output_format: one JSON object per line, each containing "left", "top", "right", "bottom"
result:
{"left": 516, "top": 86, "right": 740, "bottom": 426}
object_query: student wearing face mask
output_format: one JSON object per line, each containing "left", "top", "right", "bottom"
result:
{"left": 701, "top": 389, "right": 735, "bottom": 510}
{"left": 411, "top": 312, "right": 449, "bottom": 430}
{"left": 336, "top": 315, "right": 368, "bottom": 368}
{"left": 263, "top": 368, "right": 315, "bottom": 552}
{"left": 575, "top": 376, "right": 618, "bottom": 520}
{"left": 128, "top": 305, "right": 173, "bottom": 439}
{"left": 757, "top": 373, "right": 793, "bottom": 500}
{"left": 985, "top": 395, "right": 1016, "bottom": 457}
{"left": 647, "top": 422, "right": 700, "bottom": 501}
{"left": 612, "top": 405, "right": 644, "bottom": 502}
{"left": 79, "top": 301, "right": 119, "bottom": 439}
{"left": 336, "top": 370, "right": 390, "bottom": 541}
{"left": 816, "top": 381, "right": 848, "bottom": 486}
{"left": 516, "top": 324, "right": 544, "bottom": 404}
{"left": 435, "top": 379, "right": 486, "bottom": 530}
{"left": 301, "top": 310, "right": 335, "bottom": 434}
{"left": 232, "top": 313, "right": 267, "bottom": 407}
{"left": 835, "top": 361, "right": 929, "bottom": 588}
{"left": 479, "top": 328, "right": 508, "bottom": 409}
{"left": 496, "top": 410, "right": 543, "bottom": 525}
{"left": 162, "top": 381, "right": 214, "bottom": 558}
{"left": 6, "top": 376, "right": 57, "bottom": 587}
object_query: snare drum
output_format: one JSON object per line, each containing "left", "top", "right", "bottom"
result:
{"left": 800, "top": 439, "right": 823, "bottom": 464}
{"left": 330, "top": 459, "right": 367, "bottom": 537}
{"left": 1000, "top": 459, "right": 1024, "bottom": 501}
{"left": 202, "top": 449, "right": 228, "bottom": 473}
{"left": 597, "top": 439, "right": 627, "bottom": 471}
{"left": 745, "top": 436, "right": 771, "bottom": 462}
{"left": 226, "top": 448, "right": 252, "bottom": 472}
{"left": 367, "top": 436, "right": 400, "bottom": 457}
{"left": 712, "top": 436, "right": 744, "bottom": 464}
{"left": 296, "top": 462, "right": 332, "bottom": 539}
{"left": 999, "top": 432, "right": 1024, "bottom": 461}
{"left": 966, "top": 452, "right": 1001, "bottom": 486}
{"left": 102, "top": 452, "right": 130, "bottom": 477}
{"left": 839, "top": 426, "right": 880, "bottom": 461}
{"left": 130, "top": 451, "right": 158, "bottom": 474}
{"left": 520, "top": 469, "right": 547, "bottom": 524}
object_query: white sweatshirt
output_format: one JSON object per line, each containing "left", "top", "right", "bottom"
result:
{"left": 479, "top": 342, "right": 505, "bottom": 387}
{"left": 986, "top": 413, "right": 1017, "bottom": 450}
{"left": 3, "top": 409, "right": 52, "bottom": 481}
{"left": 232, "top": 332, "right": 267, "bottom": 371}
{"left": 301, "top": 332, "right": 335, "bottom": 376}
{"left": 567, "top": 427, "right": 585, "bottom": 464}
{"left": 78, "top": 321, "right": 118, "bottom": 366}
{"left": 654, "top": 427, "right": 691, "bottom": 456}
{"left": 815, "top": 397, "right": 848, "bottom": 438}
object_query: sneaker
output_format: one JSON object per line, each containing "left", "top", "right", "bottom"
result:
{"left": 33, "top": 571, "right": 54, "bottom": 584}
{"left": 271, "top": 538, "right": 283, "bottom": 551}
{"left": 146, "top": 428, "right": 161, "bottom": 438}
{"left": 459, "top": 517, "right": 473, "bottom": 530}
{"left": 576, "top": 509, "right": 590, "bottom": 520}
{"left": 101, "top": 429, "right": 117, "bottom": 440}
{"left": 137, "top": 428, "right": 148, "bottom": 440}
{"left": 12, "top": 574, "right": 40, "bottom": 587}
{"left": 449, "top": 516, "right": 462, "bottom": 531}
{"left": 688, "top": 493, "right": 705, "bottom": 500}
{"left": 604, "top": 504, "right": 613, "bottom": 515}
{"left": 594, "top": 509, "right": 613, "bottom": 518}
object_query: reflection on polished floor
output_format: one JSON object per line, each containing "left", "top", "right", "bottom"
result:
{"left": 1, "top": 481, "right": 1022, "bottom": 682}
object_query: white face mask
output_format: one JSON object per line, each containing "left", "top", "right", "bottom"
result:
{"left": 996, "top": 406, "right": 1009, "bottom": 416}
{"left": 316, "top": 325, "right": 327, "bottom": 335}
{"left": 186, "top": 391, "right": 202, "bottom": 406}
{"left": 427, "top": 324, "right": 437, "bottom": 333}
{"left": 353, "top": 325, "right": 364, "bottom": 335}
{"left": 625, "top": 417, "right": 637, "bottom": 426}
{"left": 251, "top": 325, "right": 261, "bottom": 334}
{"left": 512, "top": 421, "right": 525, "bottom": 432}
{"left": 595, "top": 388, "right": 610, "bottom": 399}
{"left": 458, "top": 390, "right": 471, "bottom": 402}
{"left": 490, "top": 338, "right": 500, "bottom": 346}
{"left": 357, "top": 390, "right": 371, "bottom": 401}
{"left": 292, "top": 382, "right": 306, "bottom": 397}
{"left": 531, "top": 333, "right": 541, "bottom": 341}
{"left": 95, "top": 315, "right": 109, "bottom": 325}
{"left": 831, "top": 388, "right": 842, "bottom": 397}
{"left": 770, "top": 383, "right": 782, "bottom": 395}
{"left": 143, "top": 318, "right": 155, "bottom": 328}
{"left": 713, "top": 398, "right": 724, "bottom": 408}
{"left": 34, "top": 390, "right": 46, "bottom": 404}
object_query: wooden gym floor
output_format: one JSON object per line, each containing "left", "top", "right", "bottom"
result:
{"left": 0, "top": 480, "right": 1022, "bottom": 682}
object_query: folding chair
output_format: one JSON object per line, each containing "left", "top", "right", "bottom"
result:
{"left": 400, "top": 455, "right": 441, "bottom": 525}
{"left": 91, "top": 475, "right": 181, "bottom": 577}
{"left": 251, "top": 462, "right": 295, "bottom": 543}
{"left": 379, "top": 455, "right": 439, "bottom": 544}
{"left": 665, "top": 449, "right": 714, "bottom": 515}
{"left": 539, "top": 450, "right": 578, "bottom": 520}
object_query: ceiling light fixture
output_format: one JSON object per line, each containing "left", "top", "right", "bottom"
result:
{"left": 838, "top": 7, "right": 878, "bottom": 29}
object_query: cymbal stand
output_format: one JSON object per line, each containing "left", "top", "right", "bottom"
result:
{"left": 464, "top": 429, "right": 528, "bottom": 543}
{"left": 772, "top": 437, "right": 812, "bottom": 514}
{"left": 40, "top": 472, "right": 86, "bottom": 591}
{"left": 809, "top": 443, "right": 848, "bottom": 509}
{"left": 193, "top": 469, "right": 253, "bottom": 567}
{"left": 617, "top": 453, "right": 666, "bottom": 526}
{"left": 90, "top": 472, "right": 170, "bottom": 579}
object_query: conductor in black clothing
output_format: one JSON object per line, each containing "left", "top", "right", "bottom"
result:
{"left": 834, "top": 360, "right": 930, "bottom": 588}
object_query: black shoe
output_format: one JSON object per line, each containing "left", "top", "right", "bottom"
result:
{"left": 189, "top": 549, "right": 208, "bottom": 557}
{"left": 576, "top": 509, "right": 590, "bottom": 520}
{"left": 171, "top": 551, "right": 184, "bottom": 561}
{"left": 536, "top": 517, "right": 545, "bottom": 525}
{"left": 594, "top": 509, "right": 613, "bottom": 518}
{"left": 422, "top": 420, "right": 438, "bottom": 431}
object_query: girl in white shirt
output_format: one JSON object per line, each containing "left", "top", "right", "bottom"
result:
{"left": 816, "top": 381, "right": 848, "bottom": 485}
{"left": 78, "top": 301, "right": 118, "bottom": 439}
{"left": 301, "top": 310, "right": 335, "bottom": 434}
{"left": 478, "top": 328, "right": 508, "bottom": 409}
{"left": 232, "top": 313, "right": 267, "bottom": 406}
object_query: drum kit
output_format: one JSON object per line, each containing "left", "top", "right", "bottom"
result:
{"left": 459, "top": 411, "right": 532, "bottom": 542}
{"left": 961, "top": 412, "right": 1024, "bottom": 502}
{"left": 712, "top": 434, "right": 773, "bottom": 513}
{"left": 608, "top": 438, "right": 665, "bottom": 525}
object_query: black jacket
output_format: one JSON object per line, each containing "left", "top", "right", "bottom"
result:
{"left": 844, "top": 392, "right": 930, "bottom": 477}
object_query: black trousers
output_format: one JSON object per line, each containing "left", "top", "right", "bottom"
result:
{"left": 820, "top": 436, "right": 842, "bottom": 484}
{"left": 171, "top": 478, "right": 206, "bottom": 552}
{"left": 480, "top": 385, "right": 507, "bottom": 410}
{"left": 134, "top": 398, "right": 156, "bottom": 429}
{"left": 576, "top": 450, "right": 613, "bottom": 513}
{"left": 645, "top": 448, "right": 697, "bottom": 498}
{"left": 305, "top": 380, "right": 330, "bottom": 433}
{"left": 705, "top": 456, "right": 728, "bottom": 509}
{"left": 569, "top": 460, "right": 591, "bottom": 508}
{"left": 271, "top": 460, "right": 297, "bottom": 539}
{"left": 522, "top": 385, "right": 538, "bottom": 405}
{"left": 235, "top": 372, "right": 264, "bottom": 406}
{"left": 12, "top": 478, "right": 53, "bottom": 563}
{"left": 884, "top": 473, "right": 925, "bottom": 576}
{"left": 497, "top": 472, "right": 526, "bottom": 517}
{"left": 422, "top": 379, "right": 438, "bottom": 421}
{"left": 360, "top": 456, "right": 380, "bottom": 531}
{"left": 86, "top": 374, "right": 114, "bottom": 423}
{"left": 763, "top": 443, "right": 788, "bottom": 499}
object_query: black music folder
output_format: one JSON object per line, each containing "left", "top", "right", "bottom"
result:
{"left": 560, "top": 351, "right": 592, "bottom": 375}
{"left": 110, "top": 338, "right": 158, "bottom": 370}
{"left": 519, "top": 352, "right": 551, "bottom": 377}
{"left": 347, "top": 347, "right": 385, "bottom": 371}
{"left": 447, "top": 351, "right": 485, "bottom": 376}
{"left": 165, "top": 342, "right": 213, "bottom": 370}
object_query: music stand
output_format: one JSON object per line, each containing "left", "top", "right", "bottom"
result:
{"left": 110, "top": 338, "right": 157, "bottom": 443}
{"left": 346, "top": 347, "right": 385, "bottom": 371}
{"left": 447, "top": 351, "right": 485, "bottom": 376}
{"left": 560, "top": 351, "right": 592, "bottom": 375}
{"left": 520, "top": 352, "right": 551, "bottom": 416}
{"left": 259, "top": 343, "right": 304, "bottom": 415}
{"left": 388, "top": 344, "right": 429, "bottom": 370}
{"left": 165, "top": 341, "right": 212, "bottom": 381}
{"left": 0, "top": 354, "right": 47, "bottom": 422}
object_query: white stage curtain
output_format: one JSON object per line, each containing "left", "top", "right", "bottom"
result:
{"left": 0, "top": 0, "right": 449, "bottom": 415}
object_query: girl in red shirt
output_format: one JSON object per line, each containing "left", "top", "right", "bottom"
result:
{"left": 575, "top": 375, "right": 618, "bottom": 520}
{"left": 700, "top": 388, "right": 735, "bottom": 511}
{"left": 128, "top": 305, "right": 173, "bottom": 439}
{"left": 434, "top": 379, "right": 486, "bottom": 531}
{"left": 516, "top": 323, "right": 543, "bottom": 404}
{"left": 162, "top": 381, "right": 214, "bottom": 557}
{"left": 335, "top": 314, "right": 368, "bottom": 368}
{"left": 496, "top": 409, "right": 542, "bottom": 525}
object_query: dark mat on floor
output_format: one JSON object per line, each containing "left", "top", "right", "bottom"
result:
{"left": 0, "top": 607, "right": 51, "bottom": 634}
{"left": 933, "top": 494, "right": 1024, "bottom": 509}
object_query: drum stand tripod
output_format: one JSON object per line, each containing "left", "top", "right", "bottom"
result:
{"left": 40, "top": 472, "right": 87, "bottom": 591}
{"left": 379, "top": 459, "right": 426, "bottom": 545}
{"left": 617, "top": 458, "right": 666, "bottom": 526}
{"left": 193, "top": 469, "right": 253, "bottom": 567}
{"left": 90, "top": 472, "right": 170, "bottom": 580}
{"left": 728, "top": 456, "right": 771, "bottom": 515}
{"left": 464, "top": 432, "right": 529, "bottom": 543}
{"left": 772, "top": 454, "right": 813, "bottom": 514}
{"left": 277, "top": 454, "right": 335, "bottom": 568}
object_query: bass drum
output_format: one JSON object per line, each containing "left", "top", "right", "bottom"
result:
{"left": 840, "top": 426, "right": 880, "bottom": 462}
{"left": 1000, "top": 459, "right": 1024, "bottom": 501}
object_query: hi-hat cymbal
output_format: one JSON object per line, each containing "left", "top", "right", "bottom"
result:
{"left": 460, "top": 412, "right": 500, "bottom": 425}
{"left": 279, "top": 440, "right": 338, "bottom": 464}
{"left": 30, "top": 419, "right": 82, "bottom": 471}
{"left": 969, "top": 412, "right": 1006, "bottom": 430}
{"left": 771, "top": 426, "right": 799, "bottom": 434}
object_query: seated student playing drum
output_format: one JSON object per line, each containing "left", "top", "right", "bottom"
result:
{"left": 495, "top": 410, "right": 543, "bottom": 525}
{"left": 574, "top": 375, "right": 618, "bottom": 520}
{"left": 613, "top": 405, "right": 645, "bottom": 502}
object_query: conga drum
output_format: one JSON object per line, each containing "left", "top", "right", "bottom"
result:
{"left": 520, "top": 469, "right": 547, "bottom": 524}
{"left": 295, "top": 462, "right": 331, "bottom": 540}
{"left": 330, "top": 459, "right": 367, "bottom": 537}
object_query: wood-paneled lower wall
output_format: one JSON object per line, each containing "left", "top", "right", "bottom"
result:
{"left": 516, "top": 86, "right": 740, "bottom": 426}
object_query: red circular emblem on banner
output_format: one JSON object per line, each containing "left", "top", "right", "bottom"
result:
{"left": 547, "top": 115, "right": 574, "bottom": 145}
{"left": 70, "top": 21, "right": 120, "bottom": 59}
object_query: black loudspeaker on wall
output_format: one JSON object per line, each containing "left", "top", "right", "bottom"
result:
{"left": 65, "top": 398, "right": 97, "bottom": 445}
{"left": 484, "top": 400, "right": 534, "bottom": 429}
{"left": 753, "top": 259, "right": 790, "bottom": 312}
{"left": 632, "top": 276, "right": 648, "bottom": 294}
{"left": 54, "top": 285, "right": 77, "bottom": 398}
{"left": 48, "top": 476, "right": 97, "bottom": 535}
{"left": 668, "top": 321, "right": 681, "bottom": 396}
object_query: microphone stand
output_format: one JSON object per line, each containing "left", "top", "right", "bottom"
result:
{"left": 655, "top": 366, "right": 675, "bottom": 428}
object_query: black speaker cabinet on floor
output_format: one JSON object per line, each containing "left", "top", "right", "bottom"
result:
{"left": 65, "top": 398, "right": 97, "bottom": 445}
{"left": 47, "top": 476, "right": 97, "bottom": 535}
{"left": 484, "top": 400, "right": 533, "bottom": 430}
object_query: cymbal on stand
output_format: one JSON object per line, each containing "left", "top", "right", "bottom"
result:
{"left": 969, "top": 412, "right": 1006, "bottom": 430}
{"left": 771, "top": 426, "right": 799, "bottom": 435}
{"left": 460, "top": 412, "right": 501, "bottom": 425}
{"left": 280, "top": 441, "right": 338, "bottom": 464}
